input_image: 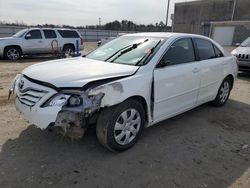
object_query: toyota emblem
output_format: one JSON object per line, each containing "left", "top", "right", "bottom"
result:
{"left": 18, "top": 79, "right": 24, "bottom": 90}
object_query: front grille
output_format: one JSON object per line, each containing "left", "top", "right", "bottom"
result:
{"left": 17, "top": 87, "right": 48, "bottom": 107}
{"left": 237, "top": 54, "right": 250, "bottom": 61}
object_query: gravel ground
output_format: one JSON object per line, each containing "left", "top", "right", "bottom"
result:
{"left": 0, "top": 43, "right": 249, "bottom": 188}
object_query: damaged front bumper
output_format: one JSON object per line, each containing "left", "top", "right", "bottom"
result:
{"left": 12, "top": 75, "right": 104, "bottom": 136}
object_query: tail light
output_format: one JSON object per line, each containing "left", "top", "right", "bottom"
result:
{"left": 80, "top": 38, "right": 84, "bottom": 45}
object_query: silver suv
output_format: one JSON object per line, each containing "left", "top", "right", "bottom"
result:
{"left": 231, "top": 37, "right": 250, "bottom": 71}
{"left": 0, "top": 28, "right": 84, "bottom": 60}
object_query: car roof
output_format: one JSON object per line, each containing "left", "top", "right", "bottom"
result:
{"left": 27, "top": 27, "right": 77, "bottom": 31}
{"left": 124, "top": 32, "right": 228, "bottom": 55}
{"left": 124, "top": 32, "right": 210, "bottom": 40}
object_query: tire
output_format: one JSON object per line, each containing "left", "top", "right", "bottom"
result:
{"left": 4, "top": 46, "right": 22, "bottom": 61}
{"left": 96, "top": 99, "right": 145, "bottom": 152}
{"left": 211, "top": 77, "right": 233, "bottom": 107}
{"left": 63, "top": 45, "right": 75, "bottom": 57}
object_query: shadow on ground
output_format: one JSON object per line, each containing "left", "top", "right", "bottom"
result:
{"left": 0, "top": 99, "right": 249, "bottom": 188}
{"left": 238, "top": 71, "right": 250, "bottom": 81}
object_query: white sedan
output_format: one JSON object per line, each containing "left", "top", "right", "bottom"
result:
{"left": 11, "top": 33, "right": 238, "bottom": 151}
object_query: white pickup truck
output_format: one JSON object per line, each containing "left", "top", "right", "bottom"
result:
{"left": 0, "top": 28, "right": 84, "bottom": 60}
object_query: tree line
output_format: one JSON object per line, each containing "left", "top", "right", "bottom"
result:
{"left": 0, "top": 20, "right": 170, "bottom": 32}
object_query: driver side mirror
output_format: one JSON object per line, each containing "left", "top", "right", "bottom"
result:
{"left": 235, "top": 43, "right": 240, "bottom": 47}
{"left": 25, "top": 33, "right": 31, "bottom": 39}
{"left": 157, "top": 60, "right": 170, "bottom": 68}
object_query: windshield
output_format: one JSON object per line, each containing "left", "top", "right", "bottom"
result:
{"left": 240, "top": 37, "right": 250, "bottom": 47}
{"left": 86, "top": 36, "right": 164, "bottom": 66}
{"left": 13, "top": 29, "right": 28, "bottom": 38}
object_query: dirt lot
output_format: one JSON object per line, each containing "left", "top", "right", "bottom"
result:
{"left": 0, "top": 44, "right": 250, "bottom": 188}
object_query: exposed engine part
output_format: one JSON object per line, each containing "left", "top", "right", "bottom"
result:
{"left": 54, "top": 92, "right": 104, "bottom": 139}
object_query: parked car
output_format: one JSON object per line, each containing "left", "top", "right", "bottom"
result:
{"left": 0, "top": 28, "right": 84, "bottom": 60}
{"left": 97, "top": 33, "right": 126, "bottom": 47}
{"left": 10, "top": 33, "right": 238, "bottom": 151}
{"left": 231, "top": 37, "right": 250, "bottom": 71}
{"left": 97, "top": 37, "right": 116, "bottom": 47}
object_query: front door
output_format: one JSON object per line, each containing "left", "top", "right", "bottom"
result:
{"left": 153, "top": 38, "right": 201, "bottom": 122}
{"left": 22, "top": 29, "right": 45, "bottom": 54}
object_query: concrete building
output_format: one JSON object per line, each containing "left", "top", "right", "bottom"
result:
{"left": 173, "top": 0, "right": 250, "bottom": 46}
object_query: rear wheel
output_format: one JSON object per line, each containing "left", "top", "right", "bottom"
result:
{"left": 63, "top": 45, "right": 75, "bottom": 57}
{"left": 4, "top": 47, "right": 21, "bottom": 61}
{"left": 96, "top": 99, "right": 145, "bottom": 152}
{"left": 211, "top": 77, "right": 233, "bottom": 107}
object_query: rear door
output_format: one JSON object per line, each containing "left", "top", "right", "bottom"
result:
{"left": 22, "top": 29, "right": 45, "bottom": 54}
{"left": 153, "top": 38, "right": 201, "bottom": 121}
{"left": 193, "top": 38, "right": 224, "bottom": 104}
{"left": 42, "top": 29, "right": 58, "bottom": 53}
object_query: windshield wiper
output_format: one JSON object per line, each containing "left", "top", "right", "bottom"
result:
{"left": 135, "top": 40, "right": 162, "bottom": 66}
{"left": 105, "top": 39, "right": 149, "bottom": 62}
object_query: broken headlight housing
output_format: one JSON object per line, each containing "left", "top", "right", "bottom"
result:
{"left": 43, "top": 92, "right": 104, "bottom": 109}
{"left": 67, "top": 95, "right": 82, "bottom": 107}
{"left": 43, "top": 94, "right": 70, "bottom": 107}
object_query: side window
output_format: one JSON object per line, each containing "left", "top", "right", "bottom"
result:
{"left": 194, "top": 38, "right": 216, "bottom": 60}
{"left": 57, "top": 30, "right": 80, "bottom": 38}
{"left": 43, "top": 30, "right": 57, "bottom": 39}
{"left": 160, "top": 38, "right": 195, "bottom": 65}
{"left": 26, "top": 30, "right": 42, "bottom": 39}
{"left": 213, "top": 45, "right": 224, "bottom": 58}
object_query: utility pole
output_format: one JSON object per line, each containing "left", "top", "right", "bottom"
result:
{"left": 99, "top": 17, "right": 102, "bottom": 26}
{"left": 166, "top": 0, "right": 170, "bottom": 30}
{"left": 231, "top": 0, "right": 237, "bottom": 21}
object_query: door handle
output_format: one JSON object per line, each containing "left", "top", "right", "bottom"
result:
{"left": 192, "top": 68, "right": 200, "bottom": 73}
{"left": 38, "top": 40, "right": 43, "bottom": 43}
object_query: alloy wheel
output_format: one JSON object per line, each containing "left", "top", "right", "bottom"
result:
{"left": 7, "top": 49, "right": 20, "bottom": 61}
{"left": 64, "top": 48, "right": 74, "bottom": 57}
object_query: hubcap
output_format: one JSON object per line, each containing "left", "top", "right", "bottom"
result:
{"left": 7, "top": 49, "right": 20, "bottom": 60}
{"left": 114, "top": 108, "right": 141, "bottom": 145}
{"left": 219, "top": 81, "right": 230, "bottom": 103}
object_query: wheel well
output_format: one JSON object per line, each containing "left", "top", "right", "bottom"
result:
{"left": 4, "top": 45, "right": 23, "bottom": 54}
{"left": 63, "top": 44, "right": 75, "bottom": 51}
{"left": 225, "top": 74, "right": 234, "bottom": 88}
{"left": 126, "top": 96, "right": 148, "bottom": 123}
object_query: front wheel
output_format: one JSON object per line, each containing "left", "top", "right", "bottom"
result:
{"left": 4, "top": 47, "right": 21, "bottom": 61}
{"left": 211, "top": 77, "right": 232, "bottom": 107}
{"left": 96, "top": 99, "right": 145, "bottom": 152}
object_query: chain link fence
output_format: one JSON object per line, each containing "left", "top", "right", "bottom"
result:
{"left": 0, "top": 25, "right": 136, "bottom": 41}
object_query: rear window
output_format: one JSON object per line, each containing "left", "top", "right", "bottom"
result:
{"left": 43, "top": 30, "right": 57, "bottom": 39}
{"left": 57, "top": 30, "right": 80, "bottom": 38}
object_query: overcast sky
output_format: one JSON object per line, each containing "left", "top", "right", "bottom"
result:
{"left": 0, "top": 0, "right": 195, "bottom": 26}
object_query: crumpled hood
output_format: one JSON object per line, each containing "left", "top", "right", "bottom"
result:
{"left": 22, "top": 57, "right": 139, "bottom": 88}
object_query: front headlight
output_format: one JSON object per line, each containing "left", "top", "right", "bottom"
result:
{"left": 43, "top": 94, "right": 70, "bottom": 107}
{"left": 68, "top": 95, "right": 82, "bottom": 107}
{"left": 231, "top": 49, "right": 237, "bottom": 56}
